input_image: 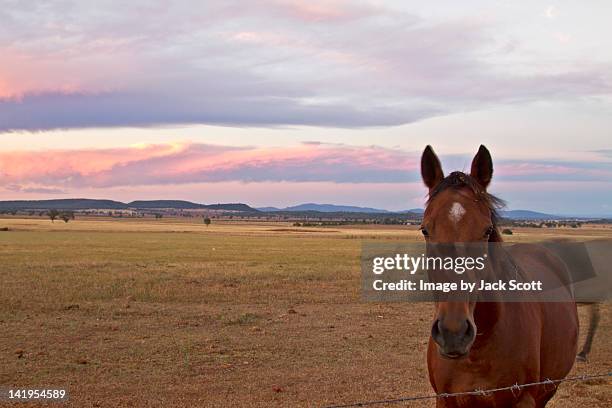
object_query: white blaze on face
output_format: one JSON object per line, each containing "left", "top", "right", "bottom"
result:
{"left": 449, "top": 202, "right": 466, "bottom": 224}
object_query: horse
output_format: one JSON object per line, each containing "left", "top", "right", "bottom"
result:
{"left": 421, "top": 145, "right": 578, "bottom": 407}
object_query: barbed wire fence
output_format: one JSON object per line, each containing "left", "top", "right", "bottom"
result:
{"left": 323, "top": 372, "right": 612, "bottom": 408}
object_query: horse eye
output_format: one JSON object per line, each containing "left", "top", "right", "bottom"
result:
{"left": 420, "top": 227, "right": 429, "bottom": 237}
{"left": 484, "top": 226, "right": 494, "bottom": 237}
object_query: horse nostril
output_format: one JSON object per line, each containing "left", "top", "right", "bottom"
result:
{"left": 431, "top": 319, "right": 444, "bottom": 346}
{"left": 465, "top": 320, "right": 475, "bottom": 340}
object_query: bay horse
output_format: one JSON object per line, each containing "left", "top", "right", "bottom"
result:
{"left": 421, "top": 145, "right": 578, "bottom": 407}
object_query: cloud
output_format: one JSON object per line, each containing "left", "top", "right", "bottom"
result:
{"left": 0, "top": 142, "right": 419, "bottom": 188}
{"left": 0, "top": 88, "right": 432, "bottom": 131}
{"left": 592, "top": 149, "right": 612, "bottom": 159}
{"left": 0, "top": 1, "right": 610, "bottom": 131}
{"left": 265, "top": 0, "right": 381, "bottom": 22}
{"left": 6, "top": 184, "right": 66, "bottom": 194}
{"left": 495, "top": 160, "right": 612, "bottom": 181}
{"left": 2, "top": 142, "right": 611, "bottom": 193}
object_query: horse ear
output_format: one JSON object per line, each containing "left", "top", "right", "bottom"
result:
{"left": 470, "top": 145, "right": 493, "bottom": 188}
{"left": 421, "top": 145, "right": 444, "bottom": 190}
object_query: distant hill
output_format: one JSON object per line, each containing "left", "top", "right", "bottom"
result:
{"left": 500, "top": 210, "right": 558, "bottom": 220}
{"left": 128, "top": 200, "right": 258, "bottom": 212}
{"left": 0, "top": 199, "right": 587, "bottom": 219}
{"left": 276, "top": 203, "right": 391, "bottom": 213}
{"left": 0, "top": 199, "right": 259, "bottom": 213}
{"left": 129, "top": 200, "right": 258, "bottom": 212}
{"left": 0, "top": 199, "right": 127, "bottom": 210}
{"left": 203, "top": 203, "right": 259, "bottom": 212}
{"left": 256, "top": 204, "right": 565, "bottom": 219}
{"left": 400, "top": 208, "right": 424, "bottom": 214}
{"left": 269, "top": 210, "right": 421, "bottom": 220}
{"left": 257, "top": 206, "right": 282, "bottom": 212}
{"left": 128, "top": 200, "right": 207, "bottom": 209}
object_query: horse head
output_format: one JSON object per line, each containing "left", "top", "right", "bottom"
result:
{"left": 421, "top": 145, "right": 503, "bottom": 358}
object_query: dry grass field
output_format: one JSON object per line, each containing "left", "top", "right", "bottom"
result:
{"left": 0, "top": 217, "right": 610, "bottom": 407}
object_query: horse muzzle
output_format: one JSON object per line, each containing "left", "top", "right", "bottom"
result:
{"left": 431, "top": 318, "right": 476, "bottom": 359}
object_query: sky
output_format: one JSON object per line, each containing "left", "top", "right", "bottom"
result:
{"left": 1, "top": 1, "right": 611, "bottom": 215}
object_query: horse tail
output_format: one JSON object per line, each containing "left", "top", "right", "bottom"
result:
{"left": 576, "top": 303, "right": 601, "bottom": 362}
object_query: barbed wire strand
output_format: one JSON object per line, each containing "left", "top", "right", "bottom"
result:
{"left": 323, "top": 372, "right": 612, "bottom": 408}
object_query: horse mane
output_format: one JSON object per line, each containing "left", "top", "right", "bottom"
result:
{"left": 427, "top": 171, "right": 506, "bottom": 242}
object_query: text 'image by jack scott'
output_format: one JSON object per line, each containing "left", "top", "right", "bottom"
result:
{"left": 1, "top": 2, "right": 611, "bottom": 407}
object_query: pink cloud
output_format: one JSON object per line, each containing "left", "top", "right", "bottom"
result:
{"left": 496, "top": 162, "right": 612, "bottom": 179}
{"left": 269, "top": 0, "right": 379, "bottom": 22}
{"left": 496, "top": 162, "right": 580, "bottom": 176}
{"left": 0, "top": 142, "right": 419, "bottom": 191}
{"left": 1, "top": 142, "right": 611, "bottom": 195}
{"left": 0, "top": 143, "right": 183, "bottom": 179}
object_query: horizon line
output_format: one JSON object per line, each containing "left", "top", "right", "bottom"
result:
{"left": 0, "top": 197, "right": 610, "bottom": 218}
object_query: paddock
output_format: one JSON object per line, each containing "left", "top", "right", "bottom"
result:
{"left": 1, "top": 217, "right": 610, "bottom": 406}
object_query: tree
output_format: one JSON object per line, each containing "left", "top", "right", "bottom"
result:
{"left": 48, "top": 209, "right": 60, "bottom": 223}
{"left": 501, "top": 228, "right": 513, "bottom": 235}
{"left": 204, "top": 217, "right": 211, "bottom": 227}
{"left": 60, "top": 211, "right": 75, "bottom": 223}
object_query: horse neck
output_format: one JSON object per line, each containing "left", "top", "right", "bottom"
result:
{"left": 474, "top": 301, "right": 504, "bottom": 335}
